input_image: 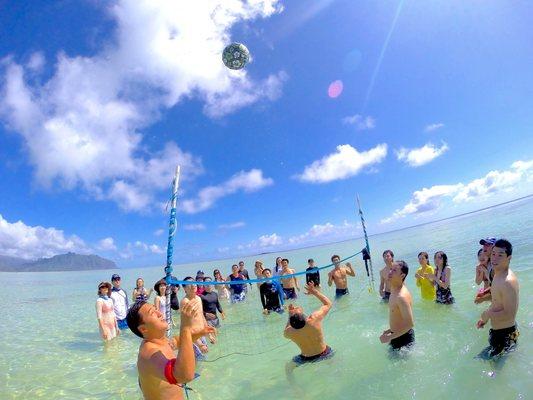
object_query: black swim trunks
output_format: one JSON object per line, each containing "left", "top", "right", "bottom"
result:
{"left": 390, "top": 329, "right": 415, "bottom": 350}
{"left": 293, "top": 345, "right": 334, "bottom": 364}
{"left": 382, "top": 291, "right": 391, "bottom": 302}
{"left": 487, "top": 325, "right": 519, "bottom": 357}
{"left": 283, "top": 287, "right": 297, "bottom": 300}
{"left": 335, "top": 288, "right": 349, "bottom": 298}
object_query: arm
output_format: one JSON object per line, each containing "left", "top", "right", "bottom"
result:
{"left": 438, "top": 268, "right": 451, "bottom": 289}
{"left": 95, "top": 300, "right": 107, "bottom": 339}
{"left": 154, "top": 296, "right": 160, "bottom": 309}
{"left": 345, "top": 263, "right": 355, "bottom": 277}
{"left": 283, "top": 320, "right": 293, "bottom": 338}
{"left": 381, "top": 297, "right": 414, "bottom": 342}
{"left": 307, "top": 284, "right": 332, "bottom": 321}
{"left": 328, "top": 271, "right": 333, "bottom": 287}
{"left": 259, "top": 285, "right": 267, "bottom": 309}
{"left": 317, "top": 271, "right": 320, "bottom": 285}
{"left": 475, "top": 265, "right": 484, "bottom": 285}
{"left": 379, "top": 272, "right": 385, "bottom": 296}
{"left": 132, "top": 289, "right": 137, "bottom": 302}
{"left": 292, "top": 270, "right": 300, "bottom": 290}
{"left": 481, "top": 283, "right": 518, "bottom": 322}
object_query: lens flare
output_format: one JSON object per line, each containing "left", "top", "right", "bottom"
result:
{"left": 328, "top": 80, "right": 343, "bottom": 98}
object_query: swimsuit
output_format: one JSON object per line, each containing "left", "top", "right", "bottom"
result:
{"left": 293, "top": 345, "right": 334, "bottom": 364}
{"left": 335, "top": 288, "right": 349, "bottom": 298}
{"left": 305, "top": 268, "right": 320, "bottom": 287}
{"left": 260, "top": 282, "right": 283, "bottom": 311}
{"left": 382, "top": 291, "right": 391, "bottom": 302}
{"left": 486, "top": 325, "right": 519, "bottom": 358}
{"left": 117, "top": 318, "right": 128, "bottom": 330}
{"left": 283, "top": 287, "right": 297, "bottom": 300}
{"left": 135, "top": 287, "right": 148, "bottom": 302}
{"left": 231, "top": 292, "right": 246, "bottom": 303}
{"left": 390, "top": 329, "right": 415, "bottom": 350}
{"left": 435, "top": 268, "right": 455, "bottom": 304}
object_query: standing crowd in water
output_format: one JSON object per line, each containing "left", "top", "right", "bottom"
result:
{"left": 94, "top": 237, "right": 520, "bottom": 399}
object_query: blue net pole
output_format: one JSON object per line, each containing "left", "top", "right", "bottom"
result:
{"left": 165, "top": 166, "right": 181, "bottom": 338}
{"left": 357, "top": 195, "right": 375, "bottom": 292}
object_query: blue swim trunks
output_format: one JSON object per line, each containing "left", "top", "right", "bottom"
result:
{"left": 117, "top": 318, "right": 128, "bottom": 330}
{"left": 293, "top": 345, "right": 334, "bottom": 365}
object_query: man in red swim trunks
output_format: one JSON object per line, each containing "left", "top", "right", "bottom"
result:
{"left": 126, "top": 300, "right": 215, "bottom": 399}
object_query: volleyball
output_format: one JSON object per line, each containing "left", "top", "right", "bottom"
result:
{"left": 222, "top": 43, "right": 250, "bottom": 70}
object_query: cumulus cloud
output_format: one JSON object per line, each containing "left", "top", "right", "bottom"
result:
{"left": 425, "top": 123, "right": 444, "bottom": 132}
{"left": 181, "top": 169, "right": 273, "bottom": 213}
{"left": 0, "top": 214, "right": 89, "bottom": 259}
{"left": 183, "top": 223, "right": 206, "bottom": 231}
{"left": 218, "top": 221, "right": 246, "bottom": 229}
{"left": 154, "top": 229, "right": 165, "bottom": 236}
{"left": 120, "top": 240, "right": 165, "bottom": 259}
{"left": 396, "top": 142, "right": 449, "bottom": 167}
{"left": 381, "top": 160, "right": 533, "bottom": 223}
{"left": 342, "top": 114, "right": 376, "bottom": 130}
{"left": 288, "top": 221, "right": 360, "bottom": 245}
{"left": 97, "top": 237, "right": 117, "bottom": 251}
{"left": 295, "top": 144, "right": 387, "bottom": 183}
{"left": 257, "top": 233, "right": 283, "bottom": 247}
{"left": 0, "top": 0, "right": 284, "bottom": 212}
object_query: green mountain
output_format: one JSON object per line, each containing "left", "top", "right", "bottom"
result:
{"left": 0, "top": 252, "right": 116, "bottom": 272}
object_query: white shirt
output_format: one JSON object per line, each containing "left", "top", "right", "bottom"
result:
{"left": 110, "top": 288, "right": 129, "bottom": 320}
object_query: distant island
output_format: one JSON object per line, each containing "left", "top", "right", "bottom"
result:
{"left": 0, "top": 252, "right": 116, "bottom": 272}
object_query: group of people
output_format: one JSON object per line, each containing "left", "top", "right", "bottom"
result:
{"left": 95, "top": 237, "right": 520, "bottom": 400}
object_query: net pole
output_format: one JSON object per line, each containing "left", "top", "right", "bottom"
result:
{"left": 165, "top": 166, "right": 181, "bottom": 338}
{"left": 356, "top": 195, "right": 375, "bottom": 291}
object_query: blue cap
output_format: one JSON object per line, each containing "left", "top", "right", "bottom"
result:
{"left": 111, "top": 273, "right": 121, "bottom": 280}
{"left": 479, "top": 237, "right": 496, "bottom": 246}
{"left": 196, "top": 270, "right": 205, "bottom": 275}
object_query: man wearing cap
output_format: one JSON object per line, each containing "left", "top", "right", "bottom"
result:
{"left": 110, "top": 274, "right": 130, "bottom": 330}
{"left": 475, "top": 237, "right": 496, "bottom": 304}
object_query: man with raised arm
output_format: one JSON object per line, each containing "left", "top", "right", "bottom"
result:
{"left": 126, "top": 299, "right": 215, "bottom": 400}
{"left": 283, "top": 282, "right": 333, "bottom": 364}
{"left": 327, "top": 254, "right": 355, "bottom": 298}
{"left": 379, "top": 250, "right": 394, "bottom": 302}
{"left": 476, "top": 239, "right": 520, "bottom": 358}
{"left": 379, "top": 260, "right": 415, "bottom": 351}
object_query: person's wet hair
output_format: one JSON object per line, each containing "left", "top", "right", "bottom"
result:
{"left": 418, "top": 251, "right": 429, "bottom": 260}
{"left": 477, "top": 248, "right": 483, "bottom": 257}
{"left": 289, "top": 313, "right": 306, "bottom": 329}
{"left": 263, "top": 268, "right": 271, "bottom": 274}
{"left": 182, "top": 276, "right": 194, "bottom": 289}
{"left": 383, "top": 250, "right": 394, "bottom": 258}
{"left": 127, "top": 300, "right": 147, "bottom": 338}
{"left": 282, "top": 258, "right": 289, "bottom": 263}
{"left": 434, "top": 251, "right": 448, "bottom": 267}
{"left": 494, "top": 239, "right": 512, "bottom": 256}
{"left": 331, "top": 255, "right": 340, "bottom": 262}
{"left": 396, "top": 260, "right": 409, "bottom": 281}
{"left": 204, "top": 277, "right": 212, "bottom": 282}
{"left": 308, "top": 258, "right": 314, "bottom": 263}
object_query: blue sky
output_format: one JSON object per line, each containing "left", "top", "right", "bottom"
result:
{"left": 0, "top": 0, "right": 532, "bottom": 267}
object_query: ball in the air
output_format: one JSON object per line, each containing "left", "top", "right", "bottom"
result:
{"left": 222, "top": 43, "right": 250, "bottom": 70}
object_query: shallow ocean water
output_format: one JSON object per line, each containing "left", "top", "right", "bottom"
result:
{"left": 1, "top": 198, "right": 532, "bottom": 399}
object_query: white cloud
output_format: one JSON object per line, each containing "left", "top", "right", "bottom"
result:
{"left": 0, "top": 0, "right": 284, "bottom": 212}
{"left": 295, "top": 144, "right": 387, "bottom": 183}
{"left": 181, "top": 169, "right": 273, "bottom": 213}
{"left": 121, "top": 240, "right": 165, "bottom": 258}
{"left": 342, "top": 114, "right": 376, "bottom": 130}
{"left": 154, "top": 228, "right": 165, "bottom": 236}
{"left": 381, "top": 160, "right": 533, "bottom": 223}
{"left": 217, "top": 246, "right": 230, "bottom": 253}
{"left": 288, "top": 220, "right": 360, "bottom": 245}
{"left": 396, "top": 142, "right": 449, "bottom": 167}
{"left": 258, "top": 233, "right": 282, "bottom": 247}
{"left": 97, "top": 237, "right": 117, "bottom": 251}
{"left": 183, "top": 223, "right": 206, "bottom": 231}
{"left": 0, "top": 214, "right": 89, "bottom": 259}
{"left": 425, "top": 123, "right": 444, "bottom": 132}
{"left": 149, "top": 244, "right": 165, "bottom": 254}
{"left": 218, "top": 221, "right": 246, "bottom": 229}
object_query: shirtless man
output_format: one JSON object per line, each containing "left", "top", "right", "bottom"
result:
{"left": 327, "top": 254, "right": 355, "bottom": 298}
{"left": 126, "top": 300, "right": 215, "bottom": 400}
{"left": 379, "top": 250, "right": 394, "bottom": 302}
{"left": 476, "top": 239, "right": 520, "bottom": 358}
{"left": 280, "top": 258, "right": 300, "bottom": 300}
{"left": 379, "top": 260, "right": 415, "bottom": 351}
{"left": 284, "top": 282, "right": 333, "bottom": 364}
{"left": 180, "top": 277, "right": 214, "bottom": 354}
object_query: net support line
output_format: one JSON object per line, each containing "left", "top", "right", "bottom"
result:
{"left": 356, "top": 195, "right": 375, "bottom": 292}
{"left": 164, "top": 165, "right": 181, "bottom": 338}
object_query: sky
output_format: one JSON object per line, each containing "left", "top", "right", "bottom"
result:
{"left": 0, "top": 0, "right": 532, "bottom": 267}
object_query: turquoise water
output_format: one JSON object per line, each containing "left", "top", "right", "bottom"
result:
{"left": 1, "top": 198, "right": 532, "bottom": 399}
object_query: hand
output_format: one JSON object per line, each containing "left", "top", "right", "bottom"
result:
{"left": 102, "top": 332, "right": 109, "bottom": 340}
{"left": 379, "top": 332, "right": 391, "bottom": 344}
{"left": 116, "top": 327, "right": 120, "bottom": 336}
{"left": 476, "top": 319, "right": 487, "bottom": 329}
{"left": 263, "top": 309, "right": 269, "bottom": 315}
{"left": 180, "top": 300, "right": 200, "bottom": 328}
{"left": 304, "top": 282, "right": 318, "bottom": 295}
{"left": 199, "top": 344, "right": 209, "bottom": 354}
{"left": 191, "top": 325, "right": 217, "bottom": 342}
{"left": 415, "top": 273, "right": 421, "bottom": 279}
